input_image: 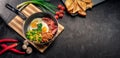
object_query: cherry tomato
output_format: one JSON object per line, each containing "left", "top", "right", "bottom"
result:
{"left": 59, "top": 10, "right": 64, "bottom": 14}
{"left": 55, "top": 11, "right": 60, "bottom": 15}
{"left": 54, "top": 15, "right": 59, "bottom": 19}
{"left": 58, "top": 4, "right": 63, "bottom": 9}
{"left": 59, "top": 14, "right": 64, "bottom": 18}
{"left": 61, "top": 7, "right": 65, "bottom": 10}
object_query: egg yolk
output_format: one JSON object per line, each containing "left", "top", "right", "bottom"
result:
{"left": 30, "top": 20, "right": 38, "bottom": 28}
{"left": 42, "top": 26, "right": 47, "bottom": 32}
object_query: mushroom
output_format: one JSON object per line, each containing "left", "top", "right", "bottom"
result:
{"left": 26, "top": 47, "right": 32, "bottom": 54}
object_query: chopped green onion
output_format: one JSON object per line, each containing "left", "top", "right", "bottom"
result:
{"left": 17, "top": 0, "right": 57, "bottom": 14}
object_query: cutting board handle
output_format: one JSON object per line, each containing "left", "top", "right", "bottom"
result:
{"left": 5, "top": 3, "right": 26, "bottom": 20}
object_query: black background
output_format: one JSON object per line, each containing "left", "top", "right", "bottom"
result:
{"left": 0, "top": 0, "right": 120, "bottom": 58}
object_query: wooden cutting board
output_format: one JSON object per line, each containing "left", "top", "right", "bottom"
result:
{"left": 8, "top": 4, "right": 64, "bottom": 53}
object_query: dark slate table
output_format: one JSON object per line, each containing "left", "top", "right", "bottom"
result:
{"left": 0, "top": 0, "right": 120, "bottom": 58}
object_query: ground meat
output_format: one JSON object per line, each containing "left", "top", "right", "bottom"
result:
{"left": 41, "top": 17, "right": 57, "bottom": 43}
{"left": 41, "top": 31, "right": 53, "bottom": 42}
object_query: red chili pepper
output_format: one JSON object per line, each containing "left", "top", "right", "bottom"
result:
{"left": 0, "top": 43, "right": 18, "bottom": 55}
{"left": 0, "top": 38, "right": 18, "bottom": 43}
{"left": 1, "top": 44, "right": 25, "bottom": 54}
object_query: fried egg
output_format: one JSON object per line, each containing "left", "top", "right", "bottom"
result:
{"left": 41, "top": 21, "right": 49, "bottom": 32}
{"left": 27, "top": 18, "right": 49, "bottom": 32}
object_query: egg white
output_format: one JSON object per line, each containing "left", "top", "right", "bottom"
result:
{"left": 27, "top": 18, "right": 49, "bottom": 32}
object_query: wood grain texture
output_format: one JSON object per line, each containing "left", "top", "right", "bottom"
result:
{"left": 8, "top": 4, "right": 64, "bottom": 53}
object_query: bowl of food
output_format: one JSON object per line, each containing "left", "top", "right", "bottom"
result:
{"left": 5, "top": 4, "right": 58, "bottom": 45}
{"left": 5, "top": 4, "right": 58, "bottom": 46}
{"left": 23, "top": 12, "right": 58, "bottom": 45}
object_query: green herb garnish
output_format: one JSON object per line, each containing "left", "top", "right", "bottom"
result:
{"left": 26, "top": 23, "right": 43, "bottom": 42}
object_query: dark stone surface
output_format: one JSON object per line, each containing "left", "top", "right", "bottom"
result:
{"left": 0, "top": 0, "right": 120, "bottom": 58}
